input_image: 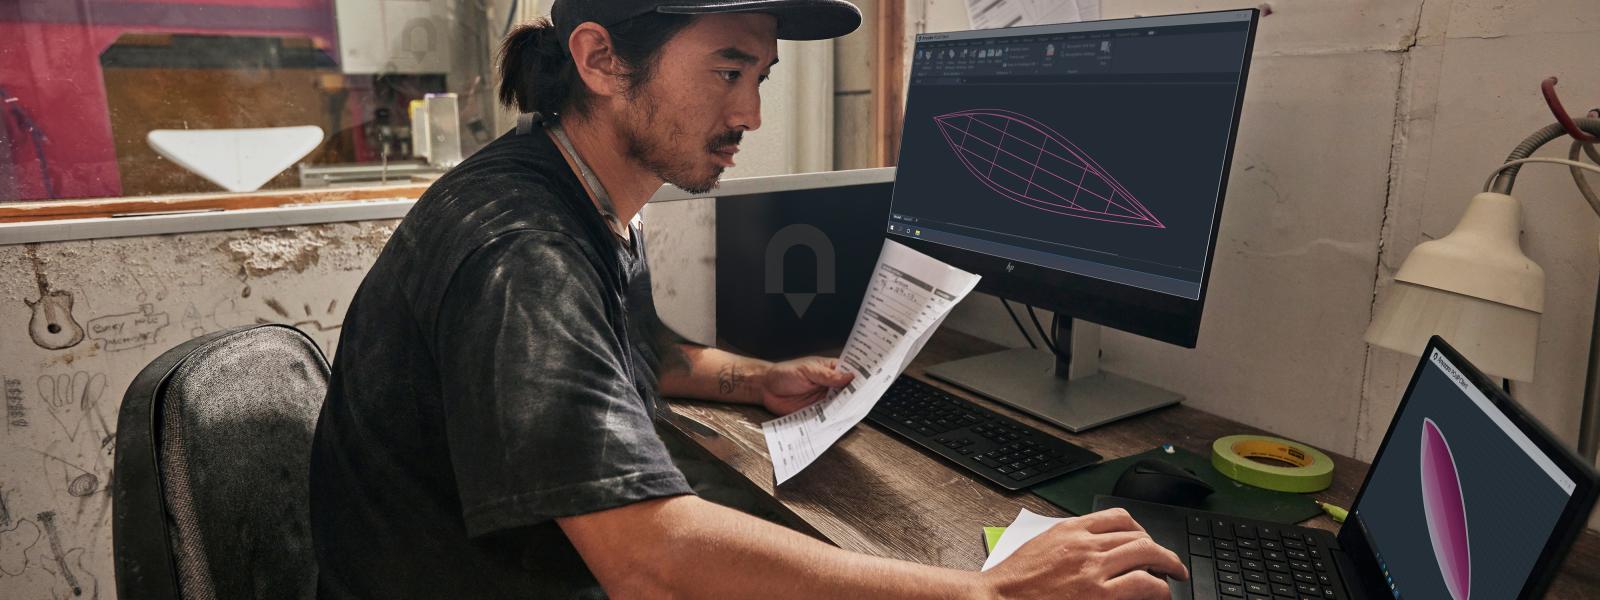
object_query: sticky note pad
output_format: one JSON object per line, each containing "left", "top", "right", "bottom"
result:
{"left": 983, "top": 526, "right": 1007, "bottom": 554}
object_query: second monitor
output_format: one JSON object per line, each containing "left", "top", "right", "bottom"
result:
{"left": 887, "top": 9, "right": 1260, "bottom": 431}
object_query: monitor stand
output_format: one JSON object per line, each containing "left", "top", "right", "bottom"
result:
{"left": 925, "top": 318, "right": 1182, "bottom": 433}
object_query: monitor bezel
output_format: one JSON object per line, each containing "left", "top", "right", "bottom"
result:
{"left": 885, "top": 8, "right": 1259, "bottom": 348}
{"left": 1337, "top": 336, "right": 1600, "bottom": 600}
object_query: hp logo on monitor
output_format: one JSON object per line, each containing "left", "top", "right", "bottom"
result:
{"left": 1006, "top": 262, "right": 1016, "bottom": 273}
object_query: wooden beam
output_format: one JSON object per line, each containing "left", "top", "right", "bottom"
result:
{"left": 873, "top": 0, "right": 906, "bottom": 167}
{"left": 0, "top": 184, "right": 429, "bottom": 224}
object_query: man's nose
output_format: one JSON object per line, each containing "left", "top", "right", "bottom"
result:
{"left": 728, "top": 85, "right": 763, "bottom": 132}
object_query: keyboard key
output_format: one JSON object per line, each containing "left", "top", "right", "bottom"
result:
{"left": 1243, "top": 571, "right": 1267, "bottom": 584}
{"left": 1236, "top": 538, "right": 1258, "bottom": 550}
{"left": 1235, "top": 524, "right": 1257, "bottom": 539}
{"left": 1219, "top": 571, "right": 1242, "bottom": 585}
{"left": 1215, "top": 539, "right": 1237, "bottom": 551}
{"left": 1291, "top": 560, "right": 1313, "bottom": 572}
{"left": 1189, "top": 516, "right": 1211, "bottom": 535}
{"left": 1245, "top": 581, "right": 1270, "bottom": 595}
{"left": 1292, "top": 572, "right": 1315, "bottom": 584}
{"left": 1215, "top": 550, "right": 1238, "bottom": 562}
{"left": 1271, "top": 583, "right": 1295, "bottom": 596}
{"left": 1260, "top": 539, "right": 1281, "bottom": 551}
{"left": 1190, "top": 536, "right": 1213, "bottom": 558}
{"left": 1239, "top": 549, "right": 1262, "bottom": 560}
{"left": 1257, "top": 526, "right": 1280, "bottom": 540}
{"left": 1212, "top": 519, "right": 1235, "bottom": 540}
{"left": 1217, "top": 560, "right": 1240, "bottom": 573}
{"left": 1009, "top": 469, "right": 1035, "bottom": 480}
{"left": 1241, "top": 559, "right": 1264, "bottom": 572}
{"left": 1297, "top": 583, "right": 1321, "bottom": 596}
{"left": 1264, "top": 551, "right": 1285, "bottom": 562}
{"left": 1283, "top": 539, "right": 1306, "bottom": 550}
{"left": 1218, "top": 582, "right": 1244, "bottom": 597}
{"left": 1287, "top": 549, "right": 1310, "bottom": 562}
{"left": 1269, "top": 572, "right": 1291, "bottom": 585}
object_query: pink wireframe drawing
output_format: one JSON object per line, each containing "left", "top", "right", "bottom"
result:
{"left": 1420, "top": 418, "right": 1470, "bottom": 600}
{"left": 934, "top": 108, "right": 1165, "bottom": 228}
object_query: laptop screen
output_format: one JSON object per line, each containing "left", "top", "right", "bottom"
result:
{"left": 1350, "top": 348, "right": 1578, "bottom": 599}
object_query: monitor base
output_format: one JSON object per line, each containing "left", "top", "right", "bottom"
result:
{"left": 925, "top": 348, "right": 1182, "bottom": 433}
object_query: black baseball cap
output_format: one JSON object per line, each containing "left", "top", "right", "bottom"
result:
{"left": 552, "top": 0, "right": 863, "bottom": 49}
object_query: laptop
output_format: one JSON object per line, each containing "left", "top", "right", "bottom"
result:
{"left": 1095, "top": 336, "right": 1600, "bottom": 599}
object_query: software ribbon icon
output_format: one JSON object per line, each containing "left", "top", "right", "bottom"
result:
{"left": 765, "top": 224, "right": 835, "bottom": 318}
{"left": 1420, "top": 418, "right": 1470, "bottom": 600}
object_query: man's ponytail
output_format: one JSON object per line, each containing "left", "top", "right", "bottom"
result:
{"left": 497, "top": 19, "right": 580, "bottom": 116}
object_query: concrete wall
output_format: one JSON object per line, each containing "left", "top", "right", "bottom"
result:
{"left": 920, "top": 0, "right": 1600, "bottom": 482}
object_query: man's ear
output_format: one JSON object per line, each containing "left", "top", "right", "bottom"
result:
{"left": 568, "top": 22, "right": 629, "bottom": 100}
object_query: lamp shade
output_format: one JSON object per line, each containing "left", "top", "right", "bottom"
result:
{"left": 1364, "top": 192, "right": 1545, "bottom": 381}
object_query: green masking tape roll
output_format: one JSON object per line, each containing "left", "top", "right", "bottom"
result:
{"left": 1211, "top": 435, "right": 1335, "bottom": 493}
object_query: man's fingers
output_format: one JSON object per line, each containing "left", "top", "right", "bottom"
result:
{"left": 1089, "top": 530, "right": 1153, "bottom": 552}
{"left": 1100, "top": 537, "right": 1188, "bottom": 581}
{"left": 1073, "top": 508, "right": 1147, "bottom": 534}
{"left": 805, "top": 359, "right": 854, "bottom": 387}
{"left": 1103, "top": 570, "right": 1175, "bottom": 600}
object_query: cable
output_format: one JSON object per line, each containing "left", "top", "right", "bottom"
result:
{"left": 999, "top": 298, "right": 1038, "bottom": 350}
{"left": 0, "top": 86, "right": 56, "bottom": 199}
{"left": 1482, "top": 157, "right": 1600, "bottom": 194}
{"left": 1027, "top": 305, "right": 1068, "bottom": 362}
{"left": 1568, "top": 140, "right": 1600, "bottom": 217}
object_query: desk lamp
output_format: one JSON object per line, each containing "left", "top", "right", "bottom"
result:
{"left": 1364, "top": 86, "right": 1600, "bottom": 461}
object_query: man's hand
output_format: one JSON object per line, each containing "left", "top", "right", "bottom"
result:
{"left": 979, "top": 508, "right": 1188, "bottom": 599}
{"left": 758, "top": 357, "right": 854, "bottom": 416}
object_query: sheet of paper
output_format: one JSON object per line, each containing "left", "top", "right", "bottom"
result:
{"left": 981, "top": 508, "right": 1068, "bottom": 571}
{"left": 762, "top": 240, "right": 980, "bottom": 485}
{"left": 965, "top": 0, "right": 1099, "bottom": 29}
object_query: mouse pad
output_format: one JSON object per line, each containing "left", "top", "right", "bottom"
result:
{"left": 1029, "top": 446, "right": 1322, "bottom": 524}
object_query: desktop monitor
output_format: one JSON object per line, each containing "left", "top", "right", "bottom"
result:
{"left": 650, "top": 168, "right": 896, "bottom": 360}
{"left": 887, "top": 9, "right": 1259, "bottom": 431}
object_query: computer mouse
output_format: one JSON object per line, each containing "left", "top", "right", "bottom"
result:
{"left": 1111, "top": 459, "right": 1216, "bottom": 508}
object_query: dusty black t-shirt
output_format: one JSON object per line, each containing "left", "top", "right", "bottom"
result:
{"left": 308, "top": 127, "right": 693, "bottom": 599}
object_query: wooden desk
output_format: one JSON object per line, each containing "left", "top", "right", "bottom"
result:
{"left": 664, "top": 329, "right": 1600, "bottom": 598}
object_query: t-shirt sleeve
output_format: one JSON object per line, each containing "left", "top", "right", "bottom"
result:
{"left": 433, "top": 230, "right": 692, "bottom": 538}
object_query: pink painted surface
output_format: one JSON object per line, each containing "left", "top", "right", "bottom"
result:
{"left": 1421, "top": 417, "right": 1471, "bottom": 600}
{"left": 934, "top": 108, "right": 1165, "bottom": 228}
{"left": 0, "top": 0, "right": 335, "bottom": 200}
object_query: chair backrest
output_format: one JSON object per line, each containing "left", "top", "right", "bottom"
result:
{"left": 113, "top": 324, "right": 330, "bottom": 600}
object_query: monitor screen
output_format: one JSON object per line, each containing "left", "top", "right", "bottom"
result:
{"left": 886, "top": 10, "right": 1256, "bottom": 345}
{"left": 1350, "top": 348, "right": 1578, "bottom": 599}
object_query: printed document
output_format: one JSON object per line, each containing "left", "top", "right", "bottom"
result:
{"left": 762, "top": 240, "right": 981, "bottom": 485}
{"left": 982, "top": 508, "right": 1069, "bottom": 571}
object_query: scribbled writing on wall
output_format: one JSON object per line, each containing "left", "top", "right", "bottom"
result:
{"left": 85, "top": 304, "right": 170, "bottom": 352}
{"left": 5, "top": 378, "right": 24, "bottom": 429}
{"left": 38, "top": 511, "right": 99, "bottom": 599}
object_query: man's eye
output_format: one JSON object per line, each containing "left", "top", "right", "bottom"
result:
{"left": 717, "top": 70, "right": 741, "bottom": 82}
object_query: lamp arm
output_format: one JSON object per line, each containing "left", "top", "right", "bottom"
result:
{"left": 1490, "top": 117, "right": 1600, "bottom": 194}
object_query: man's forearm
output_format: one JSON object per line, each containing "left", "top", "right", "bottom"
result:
{"left": 658, "top": 344, "right": 772, "bottom": 405}
{"left": 563, "top": 495, "right": 991, "bottom": 599}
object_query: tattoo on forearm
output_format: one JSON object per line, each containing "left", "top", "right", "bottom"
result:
{"left": 717, "top": 364, "right": 748, "bottom": 396}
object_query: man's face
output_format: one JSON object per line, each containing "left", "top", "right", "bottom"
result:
{"left": 614, "top": 13, "right": 778, "bottom": 194}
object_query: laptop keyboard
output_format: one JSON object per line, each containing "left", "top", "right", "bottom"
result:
{"left": 1186, "top": 514, "right": 1344, "bottom": 600}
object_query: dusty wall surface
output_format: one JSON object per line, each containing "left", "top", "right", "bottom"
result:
{"left": 0, "top": 221, "right": 398, "bottom": 597}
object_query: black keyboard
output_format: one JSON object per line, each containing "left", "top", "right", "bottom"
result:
{"left": 1183, "top": 513, "right": 1345, "bottom": 600}
{"left": 865, "top": 376, "right": 1101, "bottom": 491}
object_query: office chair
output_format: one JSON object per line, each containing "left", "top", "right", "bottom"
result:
{"left": 113, "top": 324, "right": 330, "bottom": 600}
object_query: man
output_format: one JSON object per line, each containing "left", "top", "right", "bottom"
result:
{"left": 309, "top": 1, "right": 1187, "bottom": 597}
